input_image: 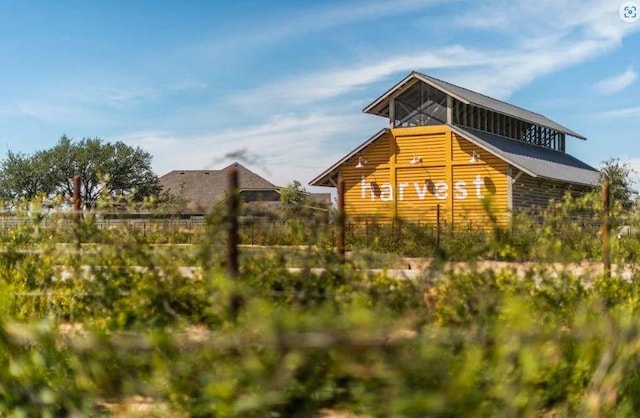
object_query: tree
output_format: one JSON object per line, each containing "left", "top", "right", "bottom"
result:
{"left": 599, "top": 157, "right": 638, "bottom": 210}
{"left": 0, "top": 150, "right": 56, "bottom": 200}
{"left": 280, "top": 180, "right": 311, "bottom": 217}
{"left": 0, "top": 136, "right": 161, "bottom": 206}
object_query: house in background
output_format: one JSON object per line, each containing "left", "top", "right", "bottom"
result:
{"left": 310, "top": 71, "right": 600, "bottom": 227}
{"left": 159, "top": 162, "right": 281, "bottom": 214}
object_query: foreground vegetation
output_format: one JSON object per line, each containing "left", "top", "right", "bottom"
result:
{"left": 1, "top": 191, "right": 640, "bottom": 416}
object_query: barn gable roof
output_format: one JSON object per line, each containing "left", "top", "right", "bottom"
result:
{"left": 309, "top": 127, "right": 599, "bottom": 188}
{"left": 363, "top": 71, "right": 586, "bottom": 139}
{"left": 309, "top": 129, "right": 389, "bottom": 187}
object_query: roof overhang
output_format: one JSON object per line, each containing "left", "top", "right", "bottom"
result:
{"left": 363, "top": 72, "right": 471, "bottom": 117}
{"left": 309, "top": 128, "right": 389, "bottom": 187}
{"left": 449, "top": 125, "right": 599, "bottom": 186}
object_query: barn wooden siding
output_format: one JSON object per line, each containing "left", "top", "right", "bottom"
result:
{"left": 342, "top": 131, "right": 392, "bottom": 219}
{"left": 511, "top": 171, "right": 591, "bottom": 214}
{"left": 342, "top": 126, "right": 509, "bottom": 227}
{"left": 450, "top": 132, "right": 508, "bottom": 227}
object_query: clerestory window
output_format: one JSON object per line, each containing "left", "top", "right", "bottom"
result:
{"left": 394, "top": 81, "right": 447, "bottom": 128}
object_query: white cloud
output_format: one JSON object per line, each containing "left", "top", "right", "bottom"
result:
{"left": 43, "top": 0, "right": 640, "bottom": 189}
{"left": 233, "top": 0, "right": 640, "bottom": 109}
{"left": 597, "top": 106, "right": 640, "bottom": 119}
{"left": 452, "top": 0, "right": 632, "bottom": 39}
{"left": 16, "top": 101, "right": 108, "bottom": 126}
{"left": 233, "top": 45, "right": 496, "bottom": 107}
{"left": 629, "top": 166, "right": 640, "bottom": 191}
{"left": 121, "top": 112, "right": 378, "bottom": 186}
{"left": 12, "top": 78, "right": 209, "bottom": 129}
{"left": 594, "top": 68, "right": 637, "bottom": 94}
{"left": 195, "top": 0, "right": 640, "bottom": 186}
{"left": 191, "top": 0, "right": 453, "bottom": 57}
{"left": 71, "top": 79, "right": 208, "bottom": 108}
{"left": 264, "top": 0, "right": 447, "bottom": 39}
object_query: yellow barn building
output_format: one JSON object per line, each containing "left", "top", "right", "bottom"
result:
{"left": 310, "top": 72, "right": 600, "bottom": 227}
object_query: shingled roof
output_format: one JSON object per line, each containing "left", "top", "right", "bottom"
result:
{"left": 159, "top": 162, "right": 279, "bottom": 212}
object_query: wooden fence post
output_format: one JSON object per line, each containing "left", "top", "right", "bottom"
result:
{"left": 73, "top": 175, "right": 82, "bottom": 251}
{"left": 436, "top": 204, "right": 441, "bottom": 247}
{"left": 227, "top": 168, "right": 239, "bottom": 277}
{"left": 337, "top": 175, "right": 345, "bottom": 263}
{"left": 73, "top": 175, "right": 82, "bottom": 214}
{"left": 365, "top": 217, "right": 369, "bottom": 246}
{"left": 602, "top": 180, "right": 611, "bottom": 278}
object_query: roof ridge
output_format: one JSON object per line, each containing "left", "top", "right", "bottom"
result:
{"left": 364, "top": 71, "right": 585, "bottom": 139}
{"left": 417, "top": 71, "right": 546, "bottom": 118}
{"left": 460, "top": 125, "right": 567, "bottom": 155}
{"left": 166, "top": 169, "right": 221, "bottom": 173}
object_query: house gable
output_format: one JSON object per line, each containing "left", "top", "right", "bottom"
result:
{"left": 160, "top": 162, "right": 280, "bottom": 213}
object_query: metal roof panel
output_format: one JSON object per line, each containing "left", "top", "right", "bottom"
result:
{"left": 364, "top": 71, "right": 587, "bottom": 139}
{"left": 450, "top": 126, "right": 599, "bottom": 186}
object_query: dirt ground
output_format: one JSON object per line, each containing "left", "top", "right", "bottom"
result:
{"left": 400, "top": 257, "right": 635, "bottom": 280}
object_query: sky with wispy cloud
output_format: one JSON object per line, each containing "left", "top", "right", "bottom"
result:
{"left": 0, "top": 0, "right": 639, "bottom": 189}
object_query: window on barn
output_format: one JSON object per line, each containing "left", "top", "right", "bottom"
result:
{"left": 394, "top": 81, "right": 447, "bottom": 128}
{"left": 452, "top": 99, "right": 566, "bottom": 152}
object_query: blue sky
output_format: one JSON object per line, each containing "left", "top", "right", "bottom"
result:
{"left": 0, "top": 0, "right": 639, "bottom": 189}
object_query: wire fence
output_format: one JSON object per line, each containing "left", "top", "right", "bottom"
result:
{"left": 0, "top": 177, "right": 617, "bottom": 270}
{"left": 0, "top": 210, "right": 609, "bottom": 245}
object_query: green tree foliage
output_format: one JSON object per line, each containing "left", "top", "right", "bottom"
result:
{"left": 599, "top": 157, "right": 638, "bottom": 210}
{"left": 0, "top": 150, "right": 56, "bottom": 200}
{"left": 280, "top": 180, "right": 311, "bottom": 217}
{"left": 0, "top": 136, "right": 161, "bottom": 205}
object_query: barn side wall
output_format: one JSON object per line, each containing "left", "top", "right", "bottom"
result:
{"left": 341, "top": 125, "right": 510, "bottom": 227}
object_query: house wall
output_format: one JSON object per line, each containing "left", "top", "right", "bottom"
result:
{"left": 240, "top": 190, "right": 280, "bottom": 202}
{"left": 341, "top": 125, "right": 510, "bottom": 227}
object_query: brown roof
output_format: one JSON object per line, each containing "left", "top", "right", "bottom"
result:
{"left": 159, "top": 162, "right": 279, "bottom": 212}
{"left": 310, "top": 193, "right": 332, "bottom": 207}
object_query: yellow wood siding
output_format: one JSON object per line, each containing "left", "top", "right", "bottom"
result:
{"left": 452, "top": 132, "right": 481, "bottom": 163}
{"left": 396, "top": 166, "right": 447, "bottom": 223}
{"left": 452, "top": 133, "right": 508, "bottom": 227}
{"left": 342, "top": 126, "right": 509, "bottom": 226}
{"left": 394, "top": 126, "right": 447, "bottom": 167}
{"left": 395, "top": 126, "right": 449, "bottom": 223}
{"left": 341, "top": 132, "right": 392, "bottom": 219}
{"left": 452, "top": 164, "right": 508, "bottom": 227}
